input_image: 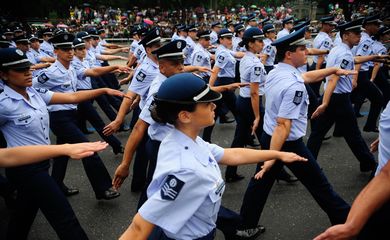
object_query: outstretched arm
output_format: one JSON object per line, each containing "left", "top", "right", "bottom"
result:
{"left": 0, "top": 142, "right": 108, "bottom": 167}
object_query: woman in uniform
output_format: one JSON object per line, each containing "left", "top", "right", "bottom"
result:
{"left": 119, "top": 73, "right": 307, "bottom": 240}
{"left": 0, "top": 47, "right": 123, "bottom": 239}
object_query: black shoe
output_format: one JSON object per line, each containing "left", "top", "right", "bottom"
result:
{"left": 219, "top": 115, "right": 235, "bottom": 124}
{"left": 363, "top": 126, "right": 379, "bottom": 133}
{"left": 246, "top": 137, "right": 260, "bottom": 147}
{"left": 360, "top": 161, "right": 377, "bottom": 173}
{"left": 113, "top": 146, "right": 125, "bottom": 155}
{"left": 323, "top": 135, "right": 332, "bottom": 141}
{"left": 96, "top": 187, "right": 120, "bottom": 200}
{"left": 235, "top": 225, "right": 266, "bottom": 239}
{"left": 63, "top": 188, "right": 80, "bottom": 197}
{"left": 226, "top": 174, "right": 245, "bottom": 183}
{"left": 276, "top": 169, "right": 298, "bottom": 183}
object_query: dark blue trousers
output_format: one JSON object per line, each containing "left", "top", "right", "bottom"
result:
{"left": 226, "top": 96, "right": 264, "bottom": 178}
{"left": 131, "top": 128, "right": 149, "bottom": 193}
{"left": 100, "top": 61, "right": 120, "bottom": 90}
{"left": 91, "top": 77, "right": 122, "bottom": 121}
{"left": 77, "top": 98, "right": 122, "bottom": 152}
{"left": 352, "top": 70, "right": 383, "bottom": 129}
{"left": 137, "top": 137, "right": 160, "bottom": 209}
{"left": 308, "top": 62, "right": 325, "bottom": 98}
{"left": 239, "top": 133, "right": 350, "bottom": 228}
{"left": 372, "top": 66, "right": 390, "bottom": 107}
{"left": 357, "top": 201, "right": 390, "bottom": 240}
{"left": 307, "top": 93, "right": 376, "bottom": 166}
{"left": 149, "top": 227, "right": 216, "bottom": 240}
{"left": 5, "top": 162, "right": 88, "bottom": 240}
{"left": 50, "top": 110, "right": 112, "bottom": 196}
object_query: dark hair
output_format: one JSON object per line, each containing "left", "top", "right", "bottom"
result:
{"left": 242, "top": 38, "right": 258, "bottom": 50}
{"left": 275, "top": 45, "right": 299, "bottom": 63}
{"left": 150, "top": 100, "right": 196, "bottom": 125}
{"left": 158, "top": 58, "right": 184, "bottom": 66}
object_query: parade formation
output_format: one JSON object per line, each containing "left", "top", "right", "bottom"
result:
{"left": 0, "top": 1, "right": 390, "bottom": 240}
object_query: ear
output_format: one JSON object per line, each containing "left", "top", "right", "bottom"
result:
{"left": 285, "top": 50, "right": 292, "bottom": 60}
{"left": 177, "top": 110, "right": 192, "bottom": 124}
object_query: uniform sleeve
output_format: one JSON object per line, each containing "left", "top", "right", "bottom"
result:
{"left": 328, "top": 50, "right": 352, "bottom": 70}
{"left": 33, "top": 70, "right": 58, "bottom": 89}
{"left": 34, "top": 88, "right": 54, "bottom": 105}
{"left": 191, "top": 51, "right": 204, "bottom": 66}
{"left": 26, "top": 52, "right": 38, "bottom": 64}
{"left": 249, "top": 62, "right": 265, "bottom": 84}
{"left": 355, "top": 41, "right": 371, "bottom": 56}
{"left": 138, "top": 169, "right": 210, "bottom": 234}
{"left": 262, "top": 44, "right": 273, "bottom": 56}
{"left": 128, "top": 68, "right": 149, "bottom": 95}
{"left": 204, "top": 142, "right": 225, "bottom": 162}
{"left": 278, "top": 82, "right": 305, "bottom": 120}
{"left": 138, "top": 95, "right": 154, "bottom": 125}
{"left": 214, "top": 52, "right": 228, "bottom": 68}
{"left": 0, "top": 101, "right": 8, "bottom": 126}
{"left": 319, "top": 38, "right": 332, "bottom": 50}
{"left": 71, "top": 61, "right": 87, "bottom": 80}
{"left": 134, "top": 46, "right": 143, "bottom": 60}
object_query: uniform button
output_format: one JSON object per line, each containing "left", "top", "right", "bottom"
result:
{"left": 25, "top": 120, "right": 28, "bottom": 123}
{"left": 43, "top": 128, "right": 45, "bottom": 130}
{"left": 46, "top": 137, "right": 48, "bottom": 140}
{"left": 184, "top": 146, "right": 188, "bottom": 150}
{"left": 41, "top": 117, "right": 43, "bottom": 120}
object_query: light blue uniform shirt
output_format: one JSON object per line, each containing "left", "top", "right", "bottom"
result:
{"left": 128, "top": 56, "right": 159, "bottom": 109}
{"left": 334, "top": 32, "right": 342, "bottom": 46}
{"left": 40, "top": 40, "right": 55, "bottom": 57}
{"left": 33, "top": 60, "right": 78, "bottom": 112}
{"left": 324, "top": 42, "right": 354, "bottom": 93}
{"left": 371, "top": 40, "right": 387, "bottom": 67}
{"left": 313, "top": 31, "right": 333, "bottom": 64}
{"left": 210, "top": 31, "right": 218, "bottom": 45}
{"left": 26, "top": 48, "right": 51, "bottom": 77}
{"left": 71, "top": 56, "right": 92, "bottom": 90}
{"left": 171, "top": 32, "right": 180, "bottom": 41}
{"left": 375, "top": 102, "right": 390, "bottom": 175}
{"left": 354, "top": 32, "right": 374, "bottom": 71}
{"left": 263, "top": 63, "right": 309, "bottom": 141}
{"left": 277, "top": 28, "right": 289, "bottom": 39}
{"left": 232, "top": 36, "right": 246, "bottom": 54}
{"left": 130, "top": 39, "right": 139, "bottom": 53}
{"left": 191, "top": 43, "right": 212, "bottom": 78}
{"left": 262, "top": 38, "right": 276, "bottom": 67}
{"left": 91, "top": 46, "right": 103, "bottom": 66}
{"left": 139, "top": 129, "right": 225, "bottom": 239}
{"left": 184, "top": 37, "right": 196, "bottom": 65}
{"left": 139, "top": 73, "right": 174, "bottom": 141}
{"left": 0, "top": 86, "right": 53, "bottom": 147}
{"left": 215, "top": 45, "right": 236, "bottom": 78}
{"left": 134, "top": 44, "right": 146, "bottom": 62}
{"left": 86, "top": 48, "right": 98, "bottom": 68}
{"left": 239, "top": 51, "right": 266, "bottom": 97}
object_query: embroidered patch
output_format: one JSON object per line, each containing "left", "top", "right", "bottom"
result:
{"left": 137, "top": 49, "right": 142, "bottom": 56}
{"left": 323, "top": 41, "right": 330, "bottom": 48}
{"left": 37, "top": 73, "right": 49, "bottom": 84}
{"left": 340, "top": 59, "right": 349, "bottom": 69}
{"left": 265, "top": 45, "right": 272, "bottom": 51}
{"left": 293, "top": 91, "right": 303, "bottom": 105}
{"left": 362, "top": 44, "right": 369, "bottom": 52}
{"left": 136, "top": 71, "right": 146, "bottom": 82}
{"left": 217, "top": 55, "right": 225, "bottom": 63}
{"left": 34, "top": 88, "right": 48, "bottom": 93}
{"left": 160, "top": 175, "right": 185, "bottom": 201}
{"left": 196, "top": 55, "right": 203, "bottom": 61}
{"left": 254, "top": 67, "right": 262, "bottom": 76}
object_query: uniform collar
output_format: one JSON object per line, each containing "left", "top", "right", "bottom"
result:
{"left": 278, "top": 62, "right": 304, "bottom": 81}
{"left": 340, "top": 41, "right": 352, "bottom": 50}
{"left": 144, "top": 55, "right": 159, "bottom": 69}
{"left": 171, "top": 129, "right": 210, "bottom": 166}
{"left": 246, "top": 51, "right": 257, "bottom": 58}
{"left": 54, "top": 60, "right": 69, "bottom": 73}
{"left": 3, "top": 85, "right": 39, "bottom": 109}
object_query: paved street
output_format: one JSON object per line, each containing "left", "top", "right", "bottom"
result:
{"left": 0, "top": 99, "right": 378, "bottom": 239}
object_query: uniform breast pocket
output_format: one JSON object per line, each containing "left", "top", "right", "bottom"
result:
{"left": 13, "top": 113, "right": 36, "bottom": 129}
{"left": 208, "top": 181, "right": 225, "bottom": 215}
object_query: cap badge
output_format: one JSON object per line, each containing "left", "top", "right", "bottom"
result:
{"left": 16, "top": 49, "right": 23, "bottom": 56}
